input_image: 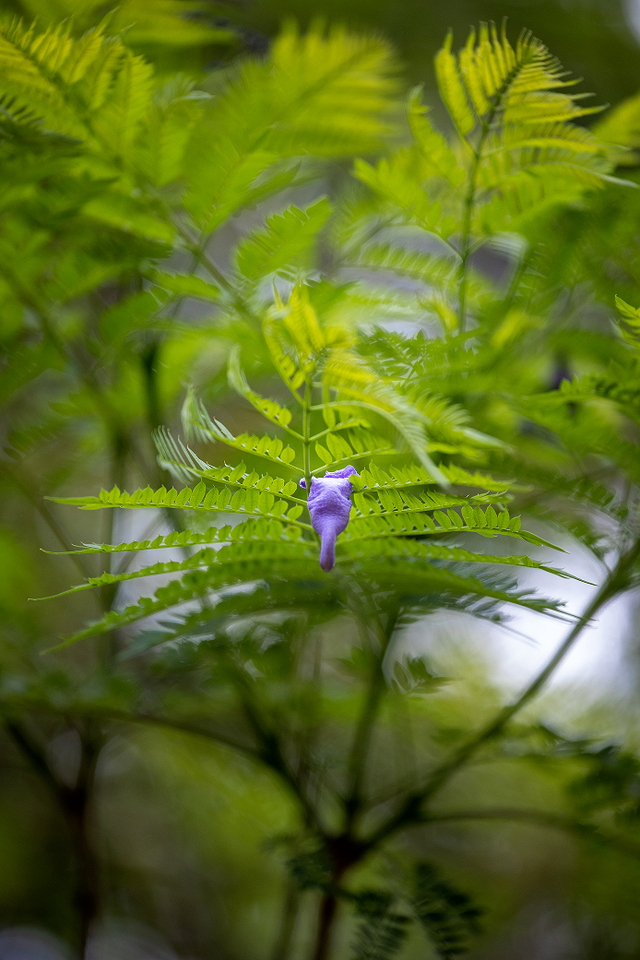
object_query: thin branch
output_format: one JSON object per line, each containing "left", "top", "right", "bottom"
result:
{"left": 231, "top": 668, "right": 325, "bottom": 831}
{"left": 269, "top": 875, "right": 301, "bottom": 960}
{"left": 2, "top": 715, "right": 60, "bottom": 796}
{"left": 365, "top": 536, "right": 640, "bottom": 847}
{"left": 422, "top": 807, "right": 640, "bottom": 860}
{"left": 302, "top": 377, "right": 313, "bottom": 493}
{"left": 82, "top": 705, "right": 262, "bottom": 761}
{"left": 2, "top": 465, "right": 92, "bottom": 580}
{"left": 170, "top": 217, "right": 260, "bottom": 323}
{"left": 457, "top": 57, "right": 528, "bottom": 332}
{"left": 343, "top": 609, "right": 398, "bottom": 830}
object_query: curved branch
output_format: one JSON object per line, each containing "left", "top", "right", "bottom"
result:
{"left": 365, "top": 536, "right": 640, "bottom": 848}
{"left": 422, "top": 807, "right": 640, "bottom": 860}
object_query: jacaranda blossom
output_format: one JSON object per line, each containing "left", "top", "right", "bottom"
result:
{"left": 300, "top": 465, "right": 358, "bottom": 571}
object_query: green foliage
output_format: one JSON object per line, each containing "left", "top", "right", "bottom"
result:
{"left": 50, "top": 271, "right": 574, "bottom": 645}
{"left": 412, "top": 863, "right": 482, "bottom": 958}
{"left": 351, "top": 893, "right": 410, "bottom": 960}
{"left": 235, "top": 198, "right": 333, "bottom": 283}
{"left": 15, "top": 0, "right": 235, "bottom": 48}
{"left": 183, "top": 23, "right": 396, "bottom": 231}
{"left": 4, "top": 9, "right": 640, "bottom": 960}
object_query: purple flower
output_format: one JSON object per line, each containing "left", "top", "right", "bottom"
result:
{"left": 300, "top": 466, "right": 358, "bottom": 571}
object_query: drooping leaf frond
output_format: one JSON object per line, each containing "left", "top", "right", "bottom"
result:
{"left": 227, "top": 346, "right": 298, "bottom": 435}
{"left": 412, "top": 862, "right": 482, "bottom": 959}
{"left": 183, "top": 23, "right": 397, "bottom": 230}
{"left": 46, "top": 553, "right": 328, "bottom": 650}
{"left": 350, "top": 892, "right": 411, "bottom": 960}
{"left": 340, "top": 535, "right": 576, "bottom": 581}
{"left": 235, "top": 198, "right": 332, "bottom": 284}
{"left": 18, "top": 0, "right": 235, "bottom": 49}
{"left": 181, "top": 388, "right": 300, "bottom": 470}
{"left": 44, "top": 519, "right": 304, "bottom": 557}
{"left": 593, "top": 90, "right": 640, "bottom": 166}
{"left": 0, "top": 19, "right": 128, "bottom": 140}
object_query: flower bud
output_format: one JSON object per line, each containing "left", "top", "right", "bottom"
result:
{"left": 300, "top": 466, "right": 358, "bottom": 571}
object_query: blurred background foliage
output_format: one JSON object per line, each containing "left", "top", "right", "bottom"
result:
{"left": 2, "top": 1, "right": 640, "bottom": 960}
{"left": 232, "top": 0, "right": 640, "bottom": 106}
{"left": 2, "top": 0, "right": 639, "bottom": 102}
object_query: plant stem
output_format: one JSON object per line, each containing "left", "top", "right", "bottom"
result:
{"left": 65, "top": 730, "right": 102, "bottom": 960}
{"left": 457, "top": 155, "right": 480, "bottom": 335}
{"left": 3, "top": 718, "right": 101, "bottom": 958}
{"left": 1, "top": 466, "right": 92, "bottom": 581}
{"left": 270, "top": 876, "right": 300, "bottom": 960}
{"left": 170, "top": 218, "right": 259, "bottom": 322}
{"left": 458, "top": 114, "right": 494, "bottom": 333}
{"left": 422, "top": 807, "right": 640, "bottom": 860}
{"left": 367, "top": 537, "right": 640, "bottom": 846}
{"left": 302, "top": 377, "right": 313, "bottom": 493}
{"left": 344, "top": 611, "right": 397, "bottom": 830}
{"left": 457, "top": 55, "right": 526, "bottom": 332}
{"left": 311, "top": 890, "right": 339, "bottom": 960}
{"left": 232, "top": 668, "right": 323, "bottom": 830}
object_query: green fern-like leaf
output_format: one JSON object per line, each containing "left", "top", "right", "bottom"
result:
{"left": 132, "top": 75, "right": 210, "bottom": 187}
{"left": 412, "top": 862, "right": 482, "bottom": 959}
{"left": 593, "top": 90, "right": 640, "bottom": 165}
{"left": 356, "top": 462, "right": 515, "bottom": 494}
{"left": 354, "top": 23, "right": 631, "bottom": 258}
{"left": 350, "top": 892, "right": 411, "bottom": 960}
{"left": 18, "top": 0, "right": 234, "bottom": 49}
{"left": 340, "top": 534, "right": 576, "bottom": 580}
{"left": 322, "top": 351, "right": 449, "bottom": 484}
{"left": 181, "top": 388, "right": 299, "bottom": 470}
{"left": 235, "top": 198, "right": 332, "bottom": 283}
{"left": 446, "top": 23, "right": 629, "bottom": 229}
{"left": 49, "top": 482, "right": 307, "bottom": 526}
{"left": 183, "top": 24, "right": 396, "bottom": 230}
{"left": 354, "top": 151, "right": 447, "bottom": 235}
{"left": 227, "top": 346, "right": 297, "bottom": 434}
{"left": 45, "top": 553, "right": 328, "bottom": 650}
{"left": 353, "top": 242, "right": 458, "bottom": 290}
{"left": 92, "top": 48, "right": 154, "bottom": 155}
{"left": 0, "top": 19, "right": 125, "bottom": 138}
{"left": 614, "top": 295, "right": 640, "bottom": 347}
{"left": 146, "top": 268, "right": 220, "bottom": 303}
{"left": 44, "top": 518, "right": 304, "bottom": 557}
{"left": 154, "top": 432, "right": 305, "bottom": 507}
{"left": 38, "top": 537, "right": 315, "bottom": 601}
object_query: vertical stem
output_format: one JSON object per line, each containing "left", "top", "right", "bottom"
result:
{"left": 270, "top": 876, "right": 300, "bottom": 960}
{"left": 457, "top": 63, "right": 520, "bottom": 332}
{"left": 457, "top": 129, "right": 487, "bottom": 334}
{"left": 141, "top": 340, "right": 162, "bottom": 435}
{"left": 99, "top": 433, "right": 127, "bottom": 665}
{"left": 302, "top": 377, "right": 313, "bottom": 492}
{"left": 138, "top": 314, "right": 190, "bottom": 542}
{"left": 344, "top": 612, "right": 397, "bottom": 829}
{"left": 457, "top": 172, "right": 477, "bottom": 334}
{"left": 65, "top": 732, "right": 101, "bottom": 960}
{"left": 2, "top": 719, "right": 102, "bottom": 959}
{"left": 67, "top": 788, "right": 99, "bottom": 959}
{"left": 344, "top": 673, "right": 384, "bottom": 826}
{"left": 311, "top": 890, "right": 338, "bottom": 960}
{"left": 309, "top": 846, "right": 362, "bottom": 960}
{"left": 101, "top": 433, "right": 127, "bottom": 580}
